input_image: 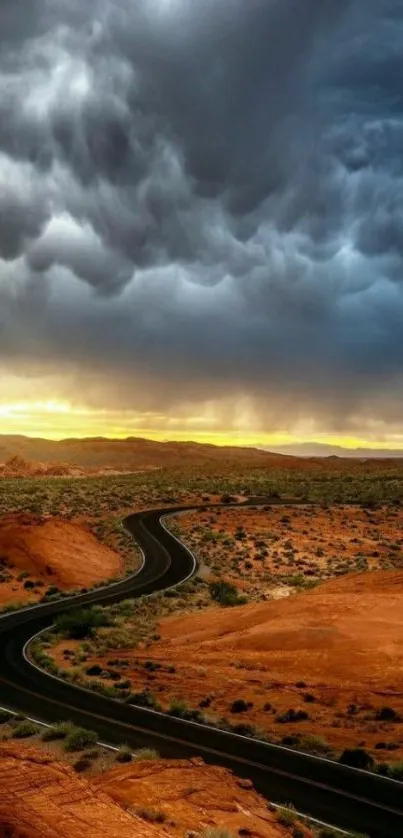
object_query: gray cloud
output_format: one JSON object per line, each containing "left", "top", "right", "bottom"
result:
{"left": 1, "top": 0, "right": 403, "bottom": 436}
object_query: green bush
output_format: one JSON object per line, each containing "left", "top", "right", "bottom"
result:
{"left": 12, "top": 720, "right": 39, "bottom": 738}
{"left": 56, "top": 607, "right": 109, "bottom": 639}
{"left": 63, "top": 727, "right": 98, "bottom": 752}
{"left": 387, "top": 760, "right": 403, "bottom": 780}
{"left": 209, "top": 580, "right": 246, "bottom": 607}
{"left": 276, "top": 807, "right": 296, "bottom": 827}
{"left": 41, "top": 721, "right": 75, "bottom": 741}
{"left": 0, "top": 709, "right": 13, "bottom": 724}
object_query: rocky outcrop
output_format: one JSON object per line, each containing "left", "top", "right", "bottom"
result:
{"left": 0, "top": 744, "right": 159, "bottom": 838}
{"left": 0, "top": 745, "right": 302, "bottom": 838}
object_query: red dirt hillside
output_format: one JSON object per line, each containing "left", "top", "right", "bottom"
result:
{"left": 0, "top": 514, "right": 123, "bottom": 606}
{"left": 85, "top": 569, "right": 403, "bottom": 761}
{"left": 0, "top": 744, "right": 303, "bottom": 838}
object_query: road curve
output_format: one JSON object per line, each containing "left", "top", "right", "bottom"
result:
{"left": 0, "top": 503, "right": 402, "bottom": 838}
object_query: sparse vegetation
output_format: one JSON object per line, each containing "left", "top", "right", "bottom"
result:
{"left": 63, "top": 726, "right": 98, "bottom": 752}
{"left": 135, "top": 806, "right": 167, "bottom": 823}
{"left": 11, "top": 720, "right": 39, "bottom": 739}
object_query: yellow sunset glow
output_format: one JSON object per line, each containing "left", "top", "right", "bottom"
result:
{"left": 1, "top": 399, "right": 403, "bottom": 450}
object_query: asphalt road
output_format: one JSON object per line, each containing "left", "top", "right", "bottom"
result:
{"left": 0, "top": 503, "right": 402, "bottom": 837}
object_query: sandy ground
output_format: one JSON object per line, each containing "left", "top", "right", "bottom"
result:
{"left": 0, "top": 514, "right": 123, "bottom": 607}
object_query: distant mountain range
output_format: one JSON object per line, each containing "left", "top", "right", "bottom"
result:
{"left": 262, "top": 442, "right": 403, "bottom": 459}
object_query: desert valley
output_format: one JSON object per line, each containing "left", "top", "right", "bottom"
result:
{"left": 1, "top": 435, "right": 403, "bottom": 837}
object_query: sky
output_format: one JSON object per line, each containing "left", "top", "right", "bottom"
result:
{"left": 1, "top": 0, "right": 403, "bottom": 447}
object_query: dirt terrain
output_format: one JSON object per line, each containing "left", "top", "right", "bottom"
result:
{"left": 62, "top": 569, "right": 403, "bottom": 764}
{"left": 0, "top": 456, "right": 85, "bottom": 479}
{"left": 0, "top": 743, "right": 305, "bottom": 838}
{"left": 176, "top": 503, "right": 403, "bottom": 598}
{"left": 0, "top": 514, "right": 123, "bottom": 607}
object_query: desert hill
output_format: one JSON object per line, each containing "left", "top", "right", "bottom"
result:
{"left": 0, "top": 433, "right": 401, "bottom": 475}
{"left": 0, "top": 514, "right": 122, "bottom": 606}
{"left": 157, "top": 569, "right": 403, "bottom": 687}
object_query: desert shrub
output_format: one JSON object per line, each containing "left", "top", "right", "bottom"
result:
{"left": 56, "top": 607, "right": 109, "bottom": 639}
{"left": 41, "top": 721, "right": 75, "bottom": 741}
{"left": 282, "top": 735, "right": 300, "bottom": 747}
{"left": 276, "top": 709, "right": 309, "bottom": 724}
{"left": 300, "top": 734, "right": 331, "bottom": 755}
{"left": 133, "top": 747, "right": 160, "bottom": 760}
{"left": 209, "top": 580, "right": 246, "bottom": 607}
{"left": 230, "top": 722, "right": 259, "bottom": 737}
{"left": 129, "top": 689, "right": 160, "bottom": 710}
{"left": 203, "top": 829, "right": 236, "bottom": 838}
{"left": 276, "top": 807, "right": 296, "bottom": 826}
{"left": 115, "top": 679, "right": 131, "bottom": 690}
{"left": 167, "top": 698, "right": 203, "bottom": 721}
{"left": 85, "top": 664, "right": 103, "bottom": 676}
{"left": 136, "top": 807, "right": 166, "bottom": 823}
{"left": 339, "top": 748, "right": 374, "bottom": 770}
{"left": 387, "top": 760, "right": 403, "bottom": 780}
{"left": 63, "top": 727, "right": 98, "bottom": 752}
{"left": 292, "top": 827, "right": 304, "bottom": 838}
{"left": 73, "top": 757, "right": 92, "bottom": 772}
{"left": 12, "top": 721, "right": 38, "bottom": 738}
{"left": 230, "top": 699, "right": 249, "bottom": 714}
{"left": 375, "top": 706, "right": 401, "bottom": 722}
{"left": 116, "top": 746, "right": 132, "bottom": 763}
{"left": 0, "top": 710, "right": 13, "bottom": 724}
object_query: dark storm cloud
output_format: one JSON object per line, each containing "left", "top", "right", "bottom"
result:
{"left": 1, "top": 0, "right": 403, "bottom": 433}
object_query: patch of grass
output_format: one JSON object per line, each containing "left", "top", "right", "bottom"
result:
{"left": 11, "top": 720, "right": 39, "bottom": 739}
{"left": 133, "top": 747, "right": 160, "bottom": 760}
{"left": 56, "top": 607, "right": 109, "bottom": 639}
{"left": 276, "top": 807, "right": 296, "bottom": 827}
{"left": 41, "top": 721, "right": 76, "bottom": 741}
{"left": 387, "top": 760, "right": 403, "bottom": 780}
{"left": 209, "top": 580, "right": 247, "bottom": 607}
{"left": 63, "top": 727, "right": 98, "bottom": 752}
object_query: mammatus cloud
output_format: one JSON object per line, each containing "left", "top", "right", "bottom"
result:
{"left": 1, "top": 0, "right": 403, "bottom": 438}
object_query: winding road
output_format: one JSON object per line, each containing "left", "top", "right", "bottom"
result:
{"left": 0, "top": 503, "right": 402, "bottom": 837}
